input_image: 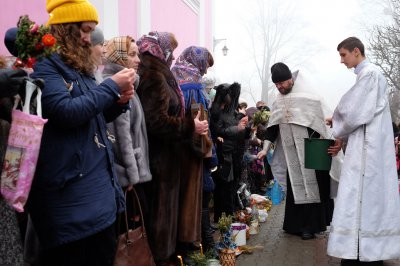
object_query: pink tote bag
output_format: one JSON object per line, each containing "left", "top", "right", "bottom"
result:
{"left": 1, "top": 80, "right": 47, "bottom": 212}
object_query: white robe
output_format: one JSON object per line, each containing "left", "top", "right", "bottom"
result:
{"left": 327, "top": 60, "right": 400, "bottom": 261}
{"left": 268, "top": 71, "right": 342, "bottom": 204}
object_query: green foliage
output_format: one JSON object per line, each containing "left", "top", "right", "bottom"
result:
{"left": 253, "top": 110, "right": 270, "bottom": 127}
{"left": 187, "top": 249, "right": 217, "bottom": 266}
{"left": 217, "top": 212, "right": 233, "bottom": 235}
{"left": 14, "top": 15, "right": 58, "bottom": 67}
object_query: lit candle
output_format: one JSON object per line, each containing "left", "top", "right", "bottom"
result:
{"left": 200, "top": 243, "right": 203, "bottom": 256}
{"left": 177, "top": 255, "right": 183, "bottom": 266}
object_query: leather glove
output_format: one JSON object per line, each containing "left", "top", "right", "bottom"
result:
{"left": 0, "top": 69, "right": 28, "bottom": 98}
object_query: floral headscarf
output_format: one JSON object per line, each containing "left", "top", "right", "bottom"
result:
{"left": 104, "top": 36, "right": 133, "bottom": 67}
{"left": 137, "top": 31, "right": 186, "bottom": 118}
{"left": 136, "top": 31, "right": 173, "bottom": 63}
{"left": 171, "top": 46, "right": 210, "bottom": 85}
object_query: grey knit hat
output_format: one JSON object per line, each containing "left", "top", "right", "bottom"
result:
{"left": 91, "top": 27, "right": 104, "bottom": 46}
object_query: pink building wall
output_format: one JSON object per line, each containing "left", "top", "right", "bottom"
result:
{"left": 0, "top": 1, "right": 48, "bottom": 55}
{"left": 151, "top": 0, "right": 198, "bottom": 58}
{"left": 0, "top": 0, "right": 213, "bottom": 59}
{"left": 118, "top": 0, "right": 138, "bottom": 38}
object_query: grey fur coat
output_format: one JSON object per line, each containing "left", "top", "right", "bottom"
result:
{"left": 103, "top": 62, "right": 152, "bottom": 187}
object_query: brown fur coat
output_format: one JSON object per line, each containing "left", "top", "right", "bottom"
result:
{"left": 137, "top": 53, "right": 196, "bottom": 262}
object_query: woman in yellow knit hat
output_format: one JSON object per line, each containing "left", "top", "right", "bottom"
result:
{"left": 27, "top": 1, "right": 136, "bottom": 265}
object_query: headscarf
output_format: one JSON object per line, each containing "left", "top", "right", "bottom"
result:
{"left": 136, "top": 31, "right": 173, "bottom": 63}
{"left": 211, "top": 82, "right": 241, "bottom": 114}
{"left": 171, "top": 46, "right": 210, "bottom": 85}
{"left": 209, "top": 82, "right": 241, "bottom": 141}
{"left": 226, "top": 82, "right": 241, "bottom": 113}
{"left": 137, "top": 31, "right": 185, "bottom": 118}
{"left": 201, "top": 72, "right": 216, "bottom": 106}
{"left": 104, "top": 36, "right": 133, "bottom": 67}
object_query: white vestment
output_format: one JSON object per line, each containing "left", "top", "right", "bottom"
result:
{"left": 327, "top": 60, "right": 400, "bottom": 261}
{"left": 268, "top": 71, "right": 342, "bottom": 204}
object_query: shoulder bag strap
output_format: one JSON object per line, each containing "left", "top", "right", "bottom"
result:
{"left": 120, "top": 187, "right": 148, "bottom": 239}
{"left": 129, "top": 187, "right": 148, "bottom": 237}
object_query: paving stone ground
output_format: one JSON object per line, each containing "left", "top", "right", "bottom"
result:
{"left": 235, "top": 202, "right": 400, "bottom": 266}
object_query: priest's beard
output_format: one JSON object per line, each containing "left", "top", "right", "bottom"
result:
{"left": 278, "top": 81, "right": 294, "bottom": 95}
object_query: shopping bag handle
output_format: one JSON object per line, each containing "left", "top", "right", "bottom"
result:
{"left": 16, "top": 79, "right": 44, "bottom": 117}
{"left": 309, "top": 130, "right": 333, "bottom": 140}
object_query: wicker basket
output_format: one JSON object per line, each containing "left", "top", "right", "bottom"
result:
{"left": 219, "top": 249, "right": 236, "bottom": 266}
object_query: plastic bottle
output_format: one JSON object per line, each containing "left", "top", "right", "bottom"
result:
{"left": 271, "top": 179, "right": 282, "bottom": 205}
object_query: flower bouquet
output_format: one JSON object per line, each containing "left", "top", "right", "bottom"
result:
{"left": 13, "top": 15, "right": 58, "bottom": 68}
{"left": 252, "top": 109, "right": 270, "bottom": 127}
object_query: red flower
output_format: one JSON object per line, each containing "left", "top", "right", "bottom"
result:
{"left": 26, "top": 57, "right": 36, "bottom": 68}
{"left": 35, "top": 43, "right": 43, "bottom": 51}
{"left": 42, "top": 34, "right": 56, "bottom": 47}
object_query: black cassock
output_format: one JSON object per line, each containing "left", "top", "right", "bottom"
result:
{"left": 265, "top": 125, "right": 334, "bottom": 234}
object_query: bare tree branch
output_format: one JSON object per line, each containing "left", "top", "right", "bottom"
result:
{"left": 367, "top": 0, "right": 400, "bottom": 120}
{"left": 243, "top": 0, "right": 320, "bottom": 104}
{"left": 368, "top": 0, "right": 400, "bottom": 91}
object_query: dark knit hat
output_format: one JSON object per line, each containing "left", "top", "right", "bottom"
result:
{"left": 4, "top": 27, "right": 18, "bottom": 57}
{"left": 271, "top": 62, "right": 292, "bottom": 83}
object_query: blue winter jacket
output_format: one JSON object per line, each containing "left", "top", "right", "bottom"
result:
{"left": 27, "top": 54, "right": 126, "bottom": 248}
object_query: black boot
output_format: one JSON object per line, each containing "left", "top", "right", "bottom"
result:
{"left": 201, "top": 208, "right": 215, "bottom": 251}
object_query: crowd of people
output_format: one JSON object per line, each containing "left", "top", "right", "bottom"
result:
{"left": 0, "top": 1, "right": 400, "bottom": 266}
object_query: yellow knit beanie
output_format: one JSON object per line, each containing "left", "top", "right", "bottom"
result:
{"left": 46, "top": 0, "right": 99, "bottom": 25}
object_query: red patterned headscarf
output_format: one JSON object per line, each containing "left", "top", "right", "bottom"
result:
{"left": 136, "top": 31, "right": 173, "bottom": 63}
{"left": 137, "top": 31, "right": 185, "bottom": 118}
{"left": 171, "top": 46, "right": 210, "bottom": 85}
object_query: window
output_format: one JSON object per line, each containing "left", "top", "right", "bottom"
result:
{"left": 183, "top": 0, "right": 200, "bottom": 14}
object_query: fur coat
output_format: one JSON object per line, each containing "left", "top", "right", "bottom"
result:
{"left": 103, "top": 62, "right": 152, "bottom": 187}
{"left": 137, "top": 53, "right": 195, "bottom": 262}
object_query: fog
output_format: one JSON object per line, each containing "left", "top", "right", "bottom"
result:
{"left": 212, "top": 0, "right": 392, "bottom": 110}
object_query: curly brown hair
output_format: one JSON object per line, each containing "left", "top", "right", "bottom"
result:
{"left": 50, "top": 23, "right": 95, "bottom": 75}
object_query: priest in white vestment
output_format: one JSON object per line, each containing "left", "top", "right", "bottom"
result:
{"left": 257, "top": 62, "right": 342, "bottom": 240}
{"left": 327, "top": 37, "right": 400, "bottom": 265}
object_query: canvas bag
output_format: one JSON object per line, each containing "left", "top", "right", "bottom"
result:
{"left": 114, "top": 188, "right": 155, "bottom": 266}
{"left": 1, "top": 80, "right": 47, "bottom": 212}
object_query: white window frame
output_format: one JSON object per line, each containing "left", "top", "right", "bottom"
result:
{"left": 183, "top": 0, "right": 200, "bottom": 14}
